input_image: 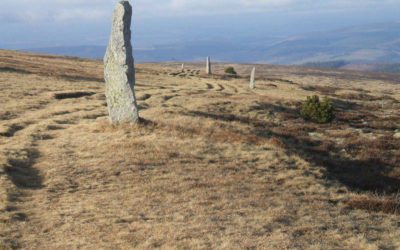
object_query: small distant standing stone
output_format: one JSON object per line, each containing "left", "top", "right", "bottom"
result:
{"left": 250, "top": 67, "right": 256, "bottom": 89}
{"left": 104, "top": 0, "right": 139, "bottom": 124}
{"left": 206, "top": 56, "right": 212, "bottom": 75}
{"left": 181, "top": 63, "right": 185, "bottom": 72}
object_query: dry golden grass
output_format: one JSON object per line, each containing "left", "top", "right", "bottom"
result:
{"left": 0, "top": 50, "right": 400, "bottom": 249}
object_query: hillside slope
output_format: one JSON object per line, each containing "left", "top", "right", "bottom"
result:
{"left": 262, "top": 22, "right": 400, "bottom": 64}
{"left": 0, "top": 50, "right": 399, "bottom": 249}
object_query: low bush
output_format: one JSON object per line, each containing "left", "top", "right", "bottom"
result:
{"left": 224, "top": 67, "right": 237, "bottom": 75}
{"left": 300, "top": 95, "right": 334, "bottom": 123}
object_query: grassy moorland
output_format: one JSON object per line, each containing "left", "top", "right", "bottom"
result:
{"left": 0, "top": 50, "right": 399, "bottom": 249}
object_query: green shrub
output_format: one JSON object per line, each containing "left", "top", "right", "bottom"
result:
{"left": 225, "top": 66, "right": 237, "bottom": 75}
{"left": 300, "top": 95, "right": 335, "bottom": 123}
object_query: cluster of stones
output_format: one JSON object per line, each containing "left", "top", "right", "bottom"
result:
{"left": 104, "top": 1, "right": 258, "bottom": 124}
{"left": 205, "top": 57, "right": 255, "bottom": 88}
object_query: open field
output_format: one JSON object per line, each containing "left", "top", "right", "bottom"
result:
{"left": 0, "top": 50, "right": 399, "bottom": 249}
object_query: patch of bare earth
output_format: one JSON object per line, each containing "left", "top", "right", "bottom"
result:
{"left": 1, "top": 50, "right": 400, "bottom": 249}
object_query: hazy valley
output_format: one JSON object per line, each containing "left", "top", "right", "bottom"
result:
{"left": 24, "top": 21, "right": 400, "bottom": 73}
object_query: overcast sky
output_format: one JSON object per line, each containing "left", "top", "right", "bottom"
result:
{"left": 0, "top": 0, "right": 399, "bottom": 49}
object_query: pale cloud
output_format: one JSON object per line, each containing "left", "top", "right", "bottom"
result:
{"left": 0, "top": 0, "right": 398, "bottom": 23}
{"left": 164, "top": 0, "right": 399, "bottom": 12}
{"left": 165, "top": 0, "right": 302, "bottom": 14}
{"left": 0, "top": 0, "right": 114, "bottom": 23}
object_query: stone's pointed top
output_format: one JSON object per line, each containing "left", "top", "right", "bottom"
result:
{"left": 106, "top": 0, "right": 133, "bottom": 66}
{"left": 115, "top": 1, "right": 132, "bottom": 13}
{"left": 117, "top": 1, "right": 132, "bottom": 9}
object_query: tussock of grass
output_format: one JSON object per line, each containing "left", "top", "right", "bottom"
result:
{"left": 347, "top": 194, "right": 400, "bottom": 214}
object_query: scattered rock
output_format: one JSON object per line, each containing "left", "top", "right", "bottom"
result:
{"left": 394, "top": 129, "right": 400, "bottom": 139}
{"left": 137, "top": 93, "right": 151, "bottom": 101}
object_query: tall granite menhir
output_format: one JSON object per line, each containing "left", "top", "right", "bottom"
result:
{"left": 206, "top": 56, "right": 212, "bottom": 75}
{"left": 250, "top": 67, "right": 256, "bottom": 89}
{"left": 104, "top": 1, "right": 139, "bottom": 124}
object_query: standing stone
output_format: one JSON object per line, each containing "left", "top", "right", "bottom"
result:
{"left": 181, "top": 63, "right": 185, "bottom": 72}
{"left": 206, "top": 56, "right": 212, "bottom": 75}
{"left": 249, "top": 67, "right": 256, "bottom": 89}
{"left": 104, "top": 1, "right": 139, "bottom": 124}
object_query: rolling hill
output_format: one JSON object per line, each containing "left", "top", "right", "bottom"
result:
{"left": 0, "top": 50, "right": 399, "bottom": 249}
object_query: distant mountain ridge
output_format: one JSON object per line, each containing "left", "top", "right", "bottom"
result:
{"left": 24, "top": 21, "right": 400, "bottom": 68}
{"left": 25, "top": 45, "right": 106, "bottom": 60}
{"left": 302, "top": 60, "right": 400, "bottom": 74}
{"left": 265, "top": 22, "right": 400, "bottom": 65}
